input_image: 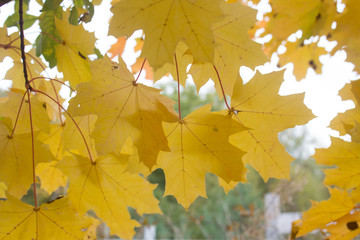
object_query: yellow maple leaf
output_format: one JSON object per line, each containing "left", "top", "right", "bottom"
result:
{"left": 324, "top": 210, "right": 360, "bottom": 240}
{"left": 157, "top": 105, "right": 247, "bottom": 208}
{"left": 331, "top": 0, "right": 360, "bottom": 73}
{"left": 38, "top": 124, "right": 64, "bottom": 160}
{"left": 278, "top": 41, "right": 327, "bottom": 80}
{"left": 261, "top": 0, "right": 336, "bottom": 54}
{"left": 63, "top": 115, "right": 98, "bottom": 158}
{"left": 330, "top": 80, "right": 360, "bottom": 140}
{"left": 330, "top": 108, "right": 360, "bottom": 137}
{"left": 297, "top": 188, "right": 355, "bottom": 237}
{"left": 0, "top": 27, "right": 28, "bottom": 62}
{"left": 5, "top": 50, "right": 44, "bottom": 90}
{"left": 153, "top": 42, "right": 193, "bottom": 87}
{"left": 218, "top": 177, "right": 238, "bottom": 194}
{"left": 228, "top": 71, "right": 314, "bottom": 180}
{"left": 36, "top": 77, "right": 66, "bottom": 123}
{"left": 0, "top": 120, "right": 54, "bottom": 198}
{"left": 0, "top": 195, "right": 95, "bottom": 239}
{"left": 337, "top": 80, "right": 360, "bottom": 105}
{"left": 36, "top": 161, "right": 67, "bottom": 194}
{"left": 190, "top": 1, "right": 267, "bottom": 95}
{"left": 57, "top": 153, "right": 161, "bottom": 239}
{"left": 68, "top": 56, "right": 178, "bottom": 168}
{"left": 55, "top": 11, "right": 95, "bottom": 87}
{"left": 109, "top": 0, "right": 224, "bottom": 70}
{"left": 0, "top": 91, "right": 50, "bottom": 135}
{"left": 314, "top": 137, "right": 360, "bottom": 190}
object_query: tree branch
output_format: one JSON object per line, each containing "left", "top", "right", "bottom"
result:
{"left": 18, "top": 0, "right": 31, "bottom": 90}
{"left": 0, "top": 0, "right": 11, "bottom": 7}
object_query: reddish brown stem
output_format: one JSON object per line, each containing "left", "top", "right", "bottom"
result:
{"left": 49, "top": 79, "right": 64, "bottom": 125}
{"left": 30, "top": 77, "right": 68, "bottom": 125}
{"left": 32, "top": 89, "right": 95, "bottom": 163}
{"left": 27, "top": 90, "right": 38, "bottom": 209}
{"left": 10, "top": 91, "right": 27, "bottom": 137}
{"left": 174, "top": 54, "right": 182, "bottom": 120}
{"left": 29, "top": 77, "right": 76, "bottom": 92}
{"left": 213, "top": 65, "right": 231, "bottom": 110}
{"left": 8, "top": 36, "right": 20, "bottom": 46}
{"left": 134, "top": 58, "right": 147, "bottom": 83}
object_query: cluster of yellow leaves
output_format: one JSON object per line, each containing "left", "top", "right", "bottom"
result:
{"left": 8, "top": 0, "right": 360, "bottom": 238}
{"left": 255, "top": 0, "right": 360, "bottom": 238}
{"left": 292, "top": 80, "right": 360, "bottom": 239}
{"left": 256, "top": 0, "right": 360, "bottom": 81}
{"left": 254, "top": 0, "right": 360, "bottom": 238}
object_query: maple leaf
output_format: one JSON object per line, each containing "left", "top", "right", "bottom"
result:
{"left": 324, "top": 210, "right": 360, "bottom": 240}
{"left": 330, "top": 81, "right": 360, "bottom": 141}
{"left": 296, "top": 188, "right": 355, "bottom": 237}
{"left": 0, "top": 27, "right": 25, "bottom": 61}
{"left": 157, "top": 105, "right": 247, "bottom": 208}
{"left": 153, "top": 42, "right": 193, "bottom": 87}
{"left": 38, "top": 124, "right": 64, "bottom": 160}
{"left": 0, "top": 195, "right": 95, "bottom": 239}
{"left": 277, "top": 41, "right": 327, "bottom": 81}
{"left": 68, "top": 56, "right": 178, "bottom": 168}
{"left": 35, "top": 10, "right": 61, "bottom": 68}
{"left": 330, "top": 108, "right": 360, "bottom": 138}
{"left": 36, "top": 161, "right": 67, "bottom": 194}
{"left": 35, "top": 77, "right": 66, "bottom": 123}
{"left": 261, "top": 0, "right": 336, "bottom": 54}
{"left": 108, "top": 36, "right": 126, "bottom": 59}
{"left": 228, "top": 71, "right": 314, "bottom": 180}
{"left": 109, "top": 0, "right": 224, "bottom": 70}
{"left": 314, "top": 137, "right": 360, "bottom": 190}
{"left": 189, "top": 1, "right": 267, "bottom": 95}
{"left": 0, "top": 120, "right": 54, "bottom": 198}
{"left": 62, "top": 115, "right": 98, "bottom": 158}
{"left": 54, "top": 11, "right": 96, "bottom": 86}
{"left": 4, "top": 49, "right": 44, "bottom": 90}
{"left": 57, "top": 153, "right": 161, "bottom": 239}
{"left": 0, "top": 91, "right": 50, "bottom": 135}
{"left": 330, "top": 0, "right": 360, "bottom": 73}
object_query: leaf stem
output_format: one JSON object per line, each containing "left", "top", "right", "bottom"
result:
{"left": 32, "top": 89, "right": 95, "bottom": 163}
{"left": 27, "top": 90, "right": 38, "bottom": 209}
{"left": 10, "top": 91, "right": 27, "bottom": 137}
{"left": 134, "top": 58, "right": 146, "bottom": 83}
{"left": 213, "top": 65, "right": 231, "bottom": 110}
{"left": 30, "top": 77, "right": 75, "bottom": 126}
{"left": 174, "top": 54, "right": 182, "bottom": 120}
{"left": 29, "top": 77, "right": 76, "bottom": 92}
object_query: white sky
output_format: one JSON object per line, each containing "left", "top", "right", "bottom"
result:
{"left": 0, "top": 0, "right": 358, "bottom": 154}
